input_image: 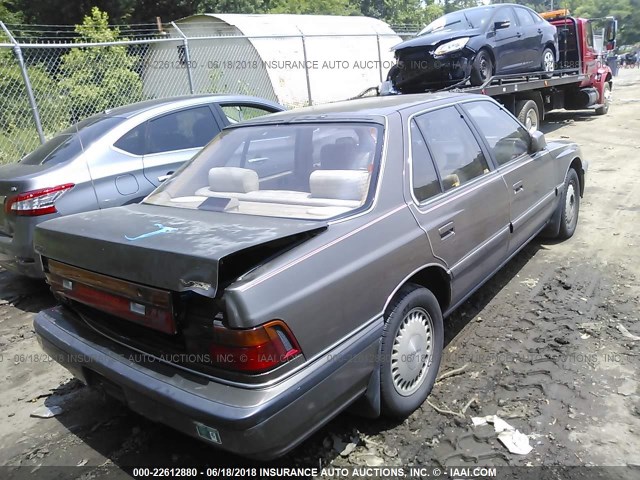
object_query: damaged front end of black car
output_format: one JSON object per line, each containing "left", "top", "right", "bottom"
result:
{"left": 388, "top": 37, "right": 477, "bottom": 93}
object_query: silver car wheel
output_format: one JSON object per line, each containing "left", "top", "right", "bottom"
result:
{"left": 543, "top": 50, "right": 555, "bottom": 72}
{"left": 391, "top": 307, "right": 433, "bottom": 396}
{"left": 565, "top": 182, "right": 576, "bottom": 225}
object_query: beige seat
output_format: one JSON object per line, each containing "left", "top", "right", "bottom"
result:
{"left": 194, "top": 167, "right": 259, "bottom": 198}
{"left": 309, "top": 169, "right": 370, "bottom": 202}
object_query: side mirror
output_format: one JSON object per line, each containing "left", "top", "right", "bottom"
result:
{"left": 494, "top": 20, "right": 511, "bottom": 31}
{"left": 530, "top": 130, "right": 547, "bottom": 153}
{"left": 604, "top": 18, "right": 617, "bottom": 42}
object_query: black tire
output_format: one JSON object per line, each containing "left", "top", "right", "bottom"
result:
{"left": 470, "top": 49, "right": 493, "bottom": 86}
{"left": 380, "top": 283, "right": 444, "bottom": 418}
{"left": 541, "top": 47, "right": 555, "bottom": 78}
{"left": 556, "top": 168, "right": 580, "bottom": 240}
{"left": 595, "top": 83, "right": 611, "bottom": 115}
{"left": 515, "top": 99, "right": 540, "bottom": 133}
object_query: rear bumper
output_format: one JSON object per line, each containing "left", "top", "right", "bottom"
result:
{"left": 34, "top": 306, "right": 382, "bottom": 460}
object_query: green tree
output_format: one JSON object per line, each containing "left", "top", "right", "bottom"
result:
{"left": 199, "top": 0, "right": 266, "bottom": 14}
{"left": 0, "top": 1, "right": 23, "bottom": 24}
{"left": 268, "top": 0, "right": 357, "bottom": 15}
{"left": 359, "top": 0, "right": 443, "bottom": 27}
{"left": 58, "top": 7, "right": 143, "bottom": 122}
{"left": 574, "top": 0, "right": 639, "bottom": 44}
{"left": 443, "top": 0, "right": 479, "bottom": 14}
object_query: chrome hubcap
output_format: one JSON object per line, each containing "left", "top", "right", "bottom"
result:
{"left": 525, "top": 109, "right": 539, "bottom": 133}
{"left": 391, "top": 307, "right": 434, "bottom": 396}
{"left": 543, "top": 51, "right": 555, "bottom": 72}
{"left": 565, "top": 183, "right": 576, "bottom": 225}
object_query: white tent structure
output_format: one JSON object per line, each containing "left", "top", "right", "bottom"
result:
{"left": 143, "top": 14, "right": 401, "bottom": 107}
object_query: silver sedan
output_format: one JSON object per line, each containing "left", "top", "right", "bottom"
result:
{"left": 0, "top": 94, "right": 284, "bottom": 277}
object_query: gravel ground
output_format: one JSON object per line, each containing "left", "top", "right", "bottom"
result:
{"left": 0, "top": 69, "right": 639, "bottom": 478}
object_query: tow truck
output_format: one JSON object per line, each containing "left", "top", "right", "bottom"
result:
{"left": 367, "top": 9, "right": 618, "bottom": 130}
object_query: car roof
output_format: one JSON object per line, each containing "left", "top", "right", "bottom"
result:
{"left": 102, "top": 94, "right": 281, "bottom": 118}
{"left": 234, "top": 92, "right": 487, "bottom": 125}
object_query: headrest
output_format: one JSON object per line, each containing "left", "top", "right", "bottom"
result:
{"left": 309, "top": 170, "right": 370, "bottom": 201}
{"left": 442, "top": 174, "right": 460, "bottom": 190}
{"left": 319, "top": 143, "right": 358, "bottom": 170}
{"left": 208, "top": 167, "right": 259, "bottom": 193}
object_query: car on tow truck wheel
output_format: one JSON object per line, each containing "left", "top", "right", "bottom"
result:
{"left": 471, "top": 49, "right": 494, "bottom": 86}
{"left": 541, "top": 47, "right": 555, "bottom": 78}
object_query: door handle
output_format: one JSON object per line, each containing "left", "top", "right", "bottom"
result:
{"left": 158, "top": 171, "right": 174, "bottom": 183}
{"left": 438, "top": 221, "right": 455, "bottom": 240}
{"left": 538, "top": 28, "right": 543, "bottom": 34}
{"left": 516, "top": 32, "right": 522, "bottom": 38}
{"left": 513, "top": 181, "right": 524, "bottom": 193}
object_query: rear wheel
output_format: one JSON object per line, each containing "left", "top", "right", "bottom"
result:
{"left": 556, "top": 168, "right": 580, "bottom": 240}
{"left": 541, "top": 47, "right": 555, "bottom": 78}
{"left": 515, "top": 99, "right": 540, "bottom": 133}
{"left": 380, "top": 283, "right": 443, "bottom": 417}
{"left": 471, "top": 49, "right": 493, "bottom": 86}
{"left": 595, "top": 83, "right": 611, "bottom": 115}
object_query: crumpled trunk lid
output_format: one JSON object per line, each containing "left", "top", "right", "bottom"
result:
{"left": 34, "top": 203, "right": 326, "bottom": 298}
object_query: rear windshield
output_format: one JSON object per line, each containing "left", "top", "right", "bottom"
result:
{"left": 419, "top": 7, "right": 494, "bottom": 35}
{"left": 20, "top": 116, "right": 124, "bottom": 166}
{"left": 144, "top": 123, "right": 384, "bottom": 220}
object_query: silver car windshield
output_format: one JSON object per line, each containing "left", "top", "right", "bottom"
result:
{"left": 145, "top": 123, "right": 384, "bottom": 220}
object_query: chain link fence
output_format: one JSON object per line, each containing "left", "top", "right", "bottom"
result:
{"left": 0, "top": 21, "right": 404, "bottom": 164}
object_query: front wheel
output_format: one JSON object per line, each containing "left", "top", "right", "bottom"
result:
{"left": 380, "top": 283, "right": 444, "bottom": 417}
{"left": 471, "top": 50, "right": 493, "bottom": 86}
{"left": 556, "top": 168, "right": 581, "bottom": 240}
{"left": 595, "top": 83, "right": 611, "bottom": 115}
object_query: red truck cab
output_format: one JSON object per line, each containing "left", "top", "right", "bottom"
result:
{"left": 544, "top": 9, "right": 617, "bottom": 112}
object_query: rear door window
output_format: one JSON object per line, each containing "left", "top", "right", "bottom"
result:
{"left": 147, "top": 106, "right": 220, "bottom": 154}
{"left": 415, "top": 106, "right": 490, "bottom": 192}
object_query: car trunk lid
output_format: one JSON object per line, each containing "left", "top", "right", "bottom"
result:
{"left": 35, "top": 203, "right": 327, "bottom": 298}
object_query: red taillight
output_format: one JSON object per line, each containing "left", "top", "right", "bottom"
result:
{"left": 45, "top": 259, "right": 177, "bottom": 334}
{"left": 209, "top": 320, "right": 302, "bottom": 373}
{"left": 5, "top": 183, "right": 74, "bottom": 216}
